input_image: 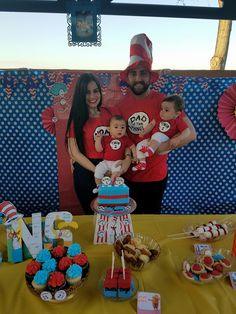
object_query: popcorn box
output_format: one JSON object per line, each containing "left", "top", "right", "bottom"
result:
{"left": 137, "top": 292, "right": 161, "bottom": 314}
{"left": 193, "top": 243, "right": 212, "bottom": 256}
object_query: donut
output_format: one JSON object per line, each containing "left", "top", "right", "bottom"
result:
{"left": 130, "top": 238, "right": 142, "bottom": 247}
{"left": 124, "top": 251, "right": 137, "bottom": 265}
{"left": 114, "top": 239, "right": 123, "bottom": 256}
{"left": 149, "top": 249, "right": 160, "bottom": 260}
{"left": 123, "top": 244, "right": 136, "bottom": 255}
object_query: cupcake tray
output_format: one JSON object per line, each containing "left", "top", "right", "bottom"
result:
{"left": 25, "top": 266, "right": 89, "bottom": 303}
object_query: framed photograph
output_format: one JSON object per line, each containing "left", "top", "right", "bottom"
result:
{"left": 67, "top": 3, "right": 101, "bottom": 47}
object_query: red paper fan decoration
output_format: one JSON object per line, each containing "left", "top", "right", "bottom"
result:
{"left": 218, "top": 83, "right": 236, "bottom": 140}
{"left": 41, "top": 107, "right": 57, "bottom": 135}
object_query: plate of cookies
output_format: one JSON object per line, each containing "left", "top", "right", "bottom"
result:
{"left": 182, "top": 248, "right": 233, "bottom": 284}
{"left": 114, "top": 233, "right": 161, "bottom": 271}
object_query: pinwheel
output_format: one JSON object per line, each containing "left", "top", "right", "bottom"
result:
{"left": 41, "top": 107, "right": 57, "bottom": 135}
{"left": 218, "top": 83, "right": 236, "bottom": 140}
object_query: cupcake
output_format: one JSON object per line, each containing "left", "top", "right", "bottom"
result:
{"left": 42, "top": 258, "right": 57, "bottom": 273}
{"left": 32, "top": 270, "right": 49, "bottom": 291}
{"left": 66, "top": 264, "right": 82, "bottom": 286}
{"left": 58, "top": 256, "right": 73, "bottom": 272}
{"left": 67, "top": 243, "right": 81, "bottom": 258}
{"left": 25, "top": 260, "right": 41, "bottom": 283}
{"left": 48, "top": 271, "right": 66, "bottom": 292}
{"left": 51, "top": 246, "right": 66, "bottom": 260}
{"left": 36, "top": 249, "right": 51, "bottom": 263}
{"left": 72, "top": 253, "right": 89, "bottom": 277}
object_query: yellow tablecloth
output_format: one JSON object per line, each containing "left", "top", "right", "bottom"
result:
{"left": 1, "top": 214, "right": 236, "bottom": 314}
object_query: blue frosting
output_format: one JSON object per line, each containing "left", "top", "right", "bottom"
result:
{"left": 98, "top": 184, "right": 129, "bottom": 205}
{"left": 42, "top": 258, "right": 57, "bottom": 272}
{"left": 66, "top": 264, "right": 82, "bottom": 279}
{"left": 67, "top": 243, "right": 81, "bottom": 257}
{"left": 36, "top": 249, "right": 51, "bottom": 263}
{"left": 34, "top": 270, "right": 49, "bottom": 285}
{"left": 212, "top": 254, "right": 225, "bottom": 261}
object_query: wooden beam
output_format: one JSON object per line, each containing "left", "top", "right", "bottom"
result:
{"left": 0, "top": 1, "right": 235, "bottom": 20}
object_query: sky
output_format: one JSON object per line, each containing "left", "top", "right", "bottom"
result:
{"left": 0, "top": 1, "right": 235, "bottom": 71}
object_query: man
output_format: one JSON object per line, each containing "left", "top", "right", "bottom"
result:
{"left": 113, "top": 33, "right": 196, "bottom": 214}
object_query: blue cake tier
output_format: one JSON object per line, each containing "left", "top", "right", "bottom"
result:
{"left": 98, "top": 184, "right": 129, "bottom": 206}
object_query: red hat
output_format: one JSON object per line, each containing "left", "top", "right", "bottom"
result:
{"left": 120, "top": 33, "right": 159, "bottom": 83}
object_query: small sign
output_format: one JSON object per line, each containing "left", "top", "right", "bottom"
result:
{"left": 40, "top": 291, "right": 53, "bottom": 302}
{"left": 137, "top": 292, "right": 161, "bottom": 314}
{"left": 54, "top": 290, "right": 67, "bottom": 301}
{"left": 193, "top": 243, "right": 212, "bottom": 256}
{"left": 229, "top": 272, "right": 236, "bottom": 290}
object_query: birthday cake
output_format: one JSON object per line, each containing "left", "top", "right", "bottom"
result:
{"left": 25, "top": 243, "right": 89, "bottom": 302}
{"left": 103, "top": 267, "right": 134, "bottom": 298}
{"left": 97, "top": 177, "right": 130, "bottom": 214}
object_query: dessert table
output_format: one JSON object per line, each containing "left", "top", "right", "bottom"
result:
{"left": 0, "top": 214, "right": 236, "bottom": 314}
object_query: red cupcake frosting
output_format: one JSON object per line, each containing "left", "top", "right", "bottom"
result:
{"left": 58, "top": 256, "right": 73, "bottom": 271}
{"left": 73, "top": 253, "right": 88, "bottom": 266}
{"left": 52, "top": 245, "right": 66, "bottom": 258}
{"left": 26, "top": 260, "right": 41, "bottom": 275}
{"left": 48, "top": 271, "right": 65, "bottom": 288}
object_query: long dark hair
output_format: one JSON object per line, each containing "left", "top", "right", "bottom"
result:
{"left": 65, "top": 73, "right": 103, "bottom": 154}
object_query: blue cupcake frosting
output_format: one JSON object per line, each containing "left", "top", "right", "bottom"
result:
{"left": 67, "top": 243, "right": 81, "bottom": 257}
{"left": 36, "top": 249, "right": 51, "bottom": 263}
{"left": 66, "top": 264, "right": 82, "bottom": 279}
{"left": 42, "top": 258, "right": 57, "bottom": 272}
{"left": 34, "top": 270, "right": 49, "bottom": 285}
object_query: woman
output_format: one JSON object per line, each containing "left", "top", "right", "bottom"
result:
{"left": 65, "top": 73, "right": 112, "bottom": 214}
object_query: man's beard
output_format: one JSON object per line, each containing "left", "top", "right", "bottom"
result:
{"left": 129, "top": 81, "right": 150, "bottom": 95}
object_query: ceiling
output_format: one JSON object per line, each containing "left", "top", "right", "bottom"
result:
{"left": 0, "top": 0, "right": 235, "bottom": 20}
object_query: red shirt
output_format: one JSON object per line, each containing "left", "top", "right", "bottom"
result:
{"left": 68, "top": 107, "right": 111, "bottom": 159}
{"left": 102, "top": 135, "right": 134, "bottom": 161}
{"left": 111, "top": 90, "right": 168, "bottom": 182}
{"left": 152, "top": 112, "right": 188, "bottom": 138}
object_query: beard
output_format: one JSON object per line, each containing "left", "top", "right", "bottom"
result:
{"left": 129, "top": 81, "right": 150, "bottom": 96}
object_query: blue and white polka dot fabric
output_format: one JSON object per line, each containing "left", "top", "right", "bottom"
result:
{"left": 0, "top": 70, "right": 59, "bottom": 216}
{"left": 158, "top": 75, "right": 236, "bottom": 214}
{"left": 0, "top": 70, "right": 235, "bottom": 215}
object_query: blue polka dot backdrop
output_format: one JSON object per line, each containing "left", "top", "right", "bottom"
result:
{"left": 156, "top": 75, "right": 236, "bottom": 214}
{"left": 0, "top": 70, "right": 59, "bottom": 216}
{"left": 0, "top": 70, "right": 235, "bottom": 216}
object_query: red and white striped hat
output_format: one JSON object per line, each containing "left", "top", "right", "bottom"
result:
{"left": 0, "top": 201, "right": 18, "bottom": 224}
{"left": 120, "top": 33, "right": 159, "bottom": 83}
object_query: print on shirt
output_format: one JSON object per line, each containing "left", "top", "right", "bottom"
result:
{"left": 128, "top": 111, "right": 149, "bottom": 134}
{"left": 159, "top": 121, "right": 171, "bottom": 133}
{"left": 110, "top": 139, "right": 121, "bottom": 150}
{"left": 94, "top": 126, "right": 110, "bottom": 140}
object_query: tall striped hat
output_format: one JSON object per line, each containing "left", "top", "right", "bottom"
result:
{"left": 0, "top": 201, "right": 18, "bottom": 224}
{"left": 120, "top": 33, "right": 159, "bottom": 83}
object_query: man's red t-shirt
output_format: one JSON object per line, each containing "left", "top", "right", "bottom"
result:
{"left": 111, "top": 90, "right": 168, "bottom": 182}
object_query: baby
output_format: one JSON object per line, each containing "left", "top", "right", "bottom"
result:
{"left": 132, "top": 94, "right": 190, "bottom": 171}
{"left": 93, "top": 115, "right": 136, "bottom": 193}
